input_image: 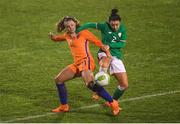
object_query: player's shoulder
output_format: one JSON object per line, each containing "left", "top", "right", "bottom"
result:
{"left": 120, "top": 23, "right": 126, "bottom": 30}
{"left": 96, "top": 22, "right": 108, "bottom": 31}
{"left": 119, "top": 24, "right": 126, "bottom": 32}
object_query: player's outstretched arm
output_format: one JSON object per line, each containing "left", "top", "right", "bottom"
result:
{"left": 48, "top": 32, "right": 66, "bottom": 42}
{"left": 76, "top": 22, "right": 97, "bottom": 33}
{"left": 84, "top": 30, "right": 112, "bottom": 59}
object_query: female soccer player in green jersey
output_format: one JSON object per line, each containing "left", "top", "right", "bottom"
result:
{"left": 76, "top": 9, "right": 128, "bottom": 107}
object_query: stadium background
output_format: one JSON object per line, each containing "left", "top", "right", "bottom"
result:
{"left": 0, "top": 0, "right": 180, "bottom": 122}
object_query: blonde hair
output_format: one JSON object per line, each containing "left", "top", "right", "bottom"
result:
{"left": 57, "top": 16, "right": 80, "bottom": 32}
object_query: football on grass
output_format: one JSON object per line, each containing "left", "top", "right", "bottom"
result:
{"left": 95, "top": 71, "right": 110, "bottom": 86}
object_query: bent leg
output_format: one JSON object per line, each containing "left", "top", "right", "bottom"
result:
{"left": 113, "top": 72, "right": 128, "bottom": 100}
{"left": 81, "top": 70, "right": 113, "bottom": 102}
{"left": 81, "top": 70, "right": 120, "bottom": 115}
{"left": 55, "top": 66, "right": 76, "bottom": 84}
{"left": 99, "top": 56, "right": 111, "bottom": 72}
{"left": 92, "top": 56, "right": 111, "bottom": 100}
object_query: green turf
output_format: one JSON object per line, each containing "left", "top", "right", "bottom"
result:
{"left": 0, "top": 0, "right": 180, "bottom": 123}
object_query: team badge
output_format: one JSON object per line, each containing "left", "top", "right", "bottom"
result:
{"left": 118, "top": 32, "right": 122, "bottom": 37}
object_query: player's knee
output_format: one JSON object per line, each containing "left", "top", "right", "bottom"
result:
{"left": 82, "top": 73, "right": 93, "bottom": 85}
{"left": 87, "top": 81, "right": 104, "bottom": 93}
{"left": 101, "top": 57, "right": 110, "bottom": 68}
{"left": 87, "top": 81, "right": 96, "bottom": 92}
{"left": 124, "top": 83, "right": 128, "bottom": 89}
{"left": 54, "top": 76, "right": 63, "bottom": 84}
{"left": 119, "top": 82, "right": 128, "bottom": 90}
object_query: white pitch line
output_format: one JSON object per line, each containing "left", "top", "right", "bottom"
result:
{"left": 121, "top": 90, "right": 180, "bottom": 102}
{"left": 3, "top": 90, "right": 180, "bottom": 123}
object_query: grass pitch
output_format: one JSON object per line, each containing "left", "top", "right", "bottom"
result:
{"left": 0, "top": 0, "right": 180, "bottom": 123}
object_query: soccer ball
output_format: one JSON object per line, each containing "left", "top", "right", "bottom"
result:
{"left": 95, "top": 71, "right": 110, "bottom": 86}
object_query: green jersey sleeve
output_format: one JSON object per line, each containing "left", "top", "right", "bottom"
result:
{"left": 96, "top": 23, "right": 106, "bottom": 31}
{"left": 76, "top": 22, "right": 106, "bottom": 33}
{"left": 76, "top": 23, "right": 97, "bottom": 33}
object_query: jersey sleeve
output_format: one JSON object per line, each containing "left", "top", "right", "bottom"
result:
{"left": 96, "top": 22, "right": 106, "bottom": 31}
{"left": 76, "top": 22, "right": 106, "bottom": 33}
{"left": 52, "top": 34, "right": 66, "bottom": 41}
{"left": 83, "top": 30, "right": 103, "bottom": 47}
{"left": 76, "top": 23, "right": 97, "bottom": 33}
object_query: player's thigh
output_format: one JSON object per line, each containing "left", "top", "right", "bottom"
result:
{"left": 98, "top": 52, "right": 110, "bottom": 68}
{"left": 81, "top": 70, "right": 94, "bottom": 85}
{"left": 99, "top": 57, "right": 111, "bottom": 68}
{"left": 113, "top": 72, "right": 128, "bottom": 88}
{"left": 55, "top": 66, "right": 76, "bottom": 83}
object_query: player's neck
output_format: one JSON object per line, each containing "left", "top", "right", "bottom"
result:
{"left": 67, "top": 32, "right": 77, "bottom": 39}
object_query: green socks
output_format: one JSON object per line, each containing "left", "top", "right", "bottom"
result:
{"left": 112, "top": 86, "right": 125, "bottom": 100}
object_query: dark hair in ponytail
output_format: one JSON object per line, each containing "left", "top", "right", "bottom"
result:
{"left": 109, "top": 8, "right": 121, "bottom": 22}
{"left": 57, "top": 16, "right": 80, "bottom": 32}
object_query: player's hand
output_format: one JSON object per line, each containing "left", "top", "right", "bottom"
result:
{"left": 101, "top": 45, "right": 109, "bottom": 52}
{"left": 106, "top": 50, "right": 112, "bottom": 59}
{"left": 101, "top": 45, "right": 112, "bottom": 59}
{"left": 48, "top": 32, "right": 54, "bottom": 40}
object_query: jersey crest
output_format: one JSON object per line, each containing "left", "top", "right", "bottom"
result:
{"left": 118, "top": 32, "right": 122, "bottom": 37}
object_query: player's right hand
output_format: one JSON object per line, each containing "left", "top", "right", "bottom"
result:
{"left": 48, "top": 32, "right": 54, "bottom": 40}
{"left": 101, "top": 45, "right": 109, "bottom": 51}
{"left": 101, "top": 45, "right": 112, "bottom": 59}
{"left": 106, "top": 50, "right": 112, "bottom": 59}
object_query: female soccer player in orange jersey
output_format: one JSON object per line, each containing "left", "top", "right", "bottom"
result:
{"left": 48, "top": 16, "right": 120, "bottom": 116}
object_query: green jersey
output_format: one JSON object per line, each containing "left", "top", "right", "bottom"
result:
{"left": 76, "top": 22, "right": 127, "bottom": 59}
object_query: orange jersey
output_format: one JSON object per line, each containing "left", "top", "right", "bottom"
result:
{"left": 52, "top": 30, "right": 103, "bottom": 72}
{"left": 52, "top": 30, "right": 103, "bottom": 64}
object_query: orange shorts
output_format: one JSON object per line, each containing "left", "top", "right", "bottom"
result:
{"left": 68, "top": 57, "right": 95, "bottom": 74}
